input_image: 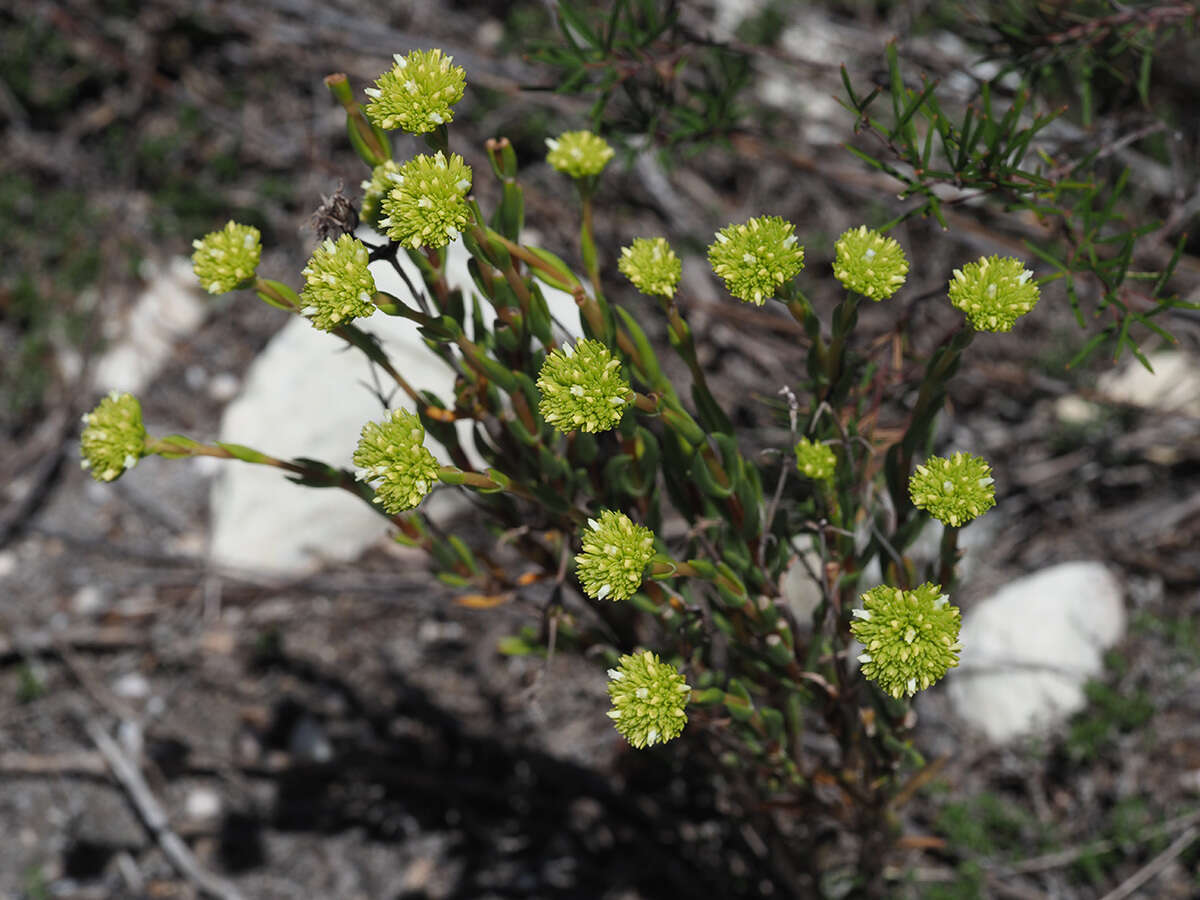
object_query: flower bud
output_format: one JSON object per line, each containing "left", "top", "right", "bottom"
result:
{"left": 606, "top": 649, "right": 691, "bottom": 748}
{"left": 364, "top": 48, "right": 466, "bottom": 134}
{"left": 707, "top": 216, "right": 804, "bottom": 305}
{"left": 537, "top": 339, "right": 630, "bottom": 434}
{"left": 80, "top": 391, "right": 147, "bottom": 483}
{"left": 545, "top": 130, "right": 614, "bottom": 179}
{"left": 191, "top": 221, "right": 261, "bottom": 294}
{"left": 908, "top": 451, "right": 996, "bottom": 527}
{"left": 576, "top": 509, "right": 657, "bottom": 602}
{"left": 794, "top": 437, "right": 836, "bottom": 482}
{"left": 300, "top": 234, "right": 377, "bottom": 331}
{"left": 948, "top": 255, "right": 1040, "bottom": 332}
{"left": 850, "top": 583, "right": 961, "bottom": 699}
{"left": 379, "top": 151, "right": 473, "bottom": 250}
{"left": 832, "top": 225, "right": 909, "bottom": 300}
{"left": 353, "top": 408, "right": 441, "bottom": 513}
{"left": 359, "top": 159, "right": 401, "bottom": 229}
{"left": 618, "top": 237, "right": 682, "bottom": 298}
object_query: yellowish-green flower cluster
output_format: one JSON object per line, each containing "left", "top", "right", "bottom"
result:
{"left": 618, "top": 237, "right": 682, "bottom": 298}
{"left": 353, "top": 408, "right": 441, "bottom": 514}
{"left": 909, "top": 451, "right": 996, "bottom": 527}
{"left": 948, "top": 255, "right": 1040, "bottom": 332}
{"left": 379, "top": 151, "right": 473, "bottom": 249}
{"left": 364, "top": 48, "right": 466, "bottom": 134}
{"left": 851, "top": 583, "right": 961, "bottom": 699}
{"left": 707, "top": 216, "right": 805, "bottom": 305}
{"left": 833, "top": 225, "right": 909, "bottom": 301}
{"left": 537, "top": 339, "right": 630, "bottom": 434}
{"left": 300, "top": 235, "right": 377, "bottom": 331}
{"left": 794, "top": 437, "right": 837, "bottom": 482}
{"left": 606, "top": 650, "right": 691, "bottom": 748}
{"left": 191, "top": 221, "right": 261, "bottom": 294}
{"left": 359, "top": 159, "right": 401, "bottom": 229}
{"left": 80, "top": 391, "right": 147, "bottom": 483}
{"left": 576, "top": 510, "right": 657, "bottom": 601}
{"left": 545, "top": 130, "right": 614, "bottom": 179}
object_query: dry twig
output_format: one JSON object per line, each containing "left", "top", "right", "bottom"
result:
{"left": 83, "top": 716, "right": 247, "bottom": 900}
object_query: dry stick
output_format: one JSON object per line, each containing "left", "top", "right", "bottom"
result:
{"left": 1097, "top": 826, "right": 1199, "bottom": 900}
{"left": 990, "top": 808, "right": 1200, "bottom": 879}
{"left": 83, "top": 717, "right": 247, "bottom": 900}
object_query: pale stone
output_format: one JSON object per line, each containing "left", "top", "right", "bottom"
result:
{"left": 208, "top": 235, "right": 581, "bottom": 575}
{"left": 93, "top": 257, "right": 208, "bottom": 394}
{"left": 112, "top": 672, "right": 151, "bottom": 700}
{"left": 947, "top": 561, "right": 1126, "bottom": 742}
{"left": 185, "top": 787, "right": 222, "bottom": 821}
{"left": 1056, "top": 350, "right": 1200, "bottom": 424}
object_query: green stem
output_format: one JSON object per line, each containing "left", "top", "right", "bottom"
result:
{"left": 936, "top": 525, "right": 960, "bottom": 592}
{"left": 145, "top": 435, "right": 391, "bottom": 522}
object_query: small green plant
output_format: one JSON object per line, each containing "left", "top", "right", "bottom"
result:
{"left": 1064, "top": 652, "right": 1154, "bottom": 763}
{"left": 79, "top": 35, "right": 1115, "bottom": 893}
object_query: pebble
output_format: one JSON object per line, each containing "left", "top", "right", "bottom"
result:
{"left": 947, "top": 561, "right": 1126, "bottom": 742}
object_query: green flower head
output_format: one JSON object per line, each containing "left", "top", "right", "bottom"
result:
{"left": 537, "top": 339, "right": 630, "bottom": 434}
{"left": 618, "top": 237, "right": 682, "bottom": 298}
{"left": 576, "top": 509, "right": 657, "bottom": 602}
{"left": 80, "top": 391, "right": 147, "bottom": 483}
{"left": 379, "top": 151, "right": 473, "bottom": 249}
{"left": 851, "top": 583, "right": 962, "bottom": 699}
{"left": 707, "top": 216, "right": 804, "bottom": 305}
{"left": 948, "top": 255, "right": 1040, "bottom": 332}
{"left": 795, "top": 437, "right": 836, "bottom": 482}
{"left": 545, "top": 130, "right": 614, "bottom": 179}
{"left": 191, "top": 221, "right": 261, "bottom": 294}
{"left": 606, "top": 650, "right": 691, "bottom": 748}
{"left": 364, "top": 48, "right": 466, "bottom": 134}
{"left": 359, "top": 159, "right": 401, "bottom": 229}
{"left": 300, "top": 234, "right": 377, "bottom": 331}
{"left": 909, "top": 451, "right": 996, "bottom": 527}
{"left": 833, "top": 225, "right": 909, "bottom": 301}
{"left": 353, "top": 408, "right": 441, "bottom": 514}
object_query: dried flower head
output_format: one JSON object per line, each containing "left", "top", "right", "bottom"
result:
{"left": 359, "top": 159, "right": 401, "bottom": 230}
{"left": 80, "top": 391, "right": 146, "bottom": 483}
{"left": 618, "top": 237, "right": 682, "bottom": 298}
{"left": 537, "top": 339, "right": 630, "bottom": 434}
{"left": 364, "top": 48, "right": 466, "bottom": 134}
{"left": 707, "top": 216, "right": 805, "bottom": 305}
{"left": 353, "top": 408, "right": 441, "bottom": 513}
{"left": 576, "top": 510, "right": 657, "bottom": 602}
{"left": 851, "top": 583, "right": 962, "bottom": 699}
{"left": 379, "top": 151, "right": 473, "bottom": 250}
{"left": 545, "top": 130, "right": 614, "bottom": 179}
{"left": 833, "top": 225, "right": 909, "bottom": 301}
{"left": 191, "top": 221, "right": 261, "bottom": 294}
{"left": 908, "top": 451, "right": 996, "bottom": 527}
{"left": 300, "top": 234, "right": 377, "bottom": 331}
{"left": 310, "top": 184, "right": 357, "bottom": 242}
{"left": 794, "top": 437, "right": 837, "bottom": 481}
{"left": 607, "top": 650, "right": 691, "bottom": 748}
{"left": 948, "top": 255, "right": 1040, "bottom": 332}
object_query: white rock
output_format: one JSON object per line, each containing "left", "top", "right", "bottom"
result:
{"left": 93, "top": 257, "right": 208, "bottom": 394}
{"left": 71, "top": 585, "right": 108, "bottom": 616}
{"left": 185, "top": 787, "right": 222, "bottom": 821}
{"left": 1098, "top": 350, "right": 1200, "bottom": 416}
{"left": 1055, "top": 350, "right": 1200, "bottom": 423}
{"left": 947, "top": 561, "right": 1125, "bottom": 742}
{"left": 208, "top": 235, "right": 581, "bottom": 575}
{"left": 780, "top": 546, "right": 824, "bottom": 623}
{"left": 112, "top": 672, "right": 151, "bottom": 700}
